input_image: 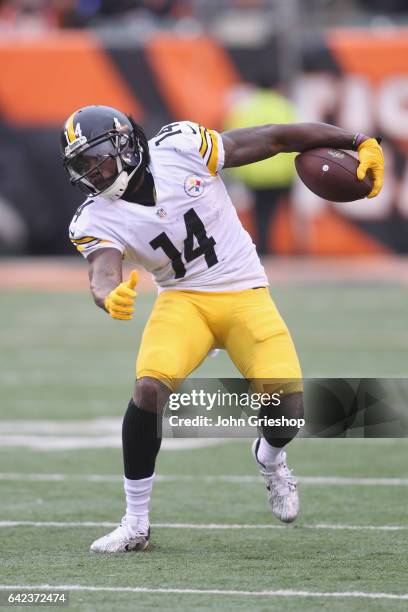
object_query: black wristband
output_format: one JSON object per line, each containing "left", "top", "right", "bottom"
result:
{"left": 352, "top": 133, "right": 367, "bottom": 150}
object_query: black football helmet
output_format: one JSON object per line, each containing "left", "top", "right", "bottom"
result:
{"left": 60, "top": 105, "right": 144, "bottom": 199}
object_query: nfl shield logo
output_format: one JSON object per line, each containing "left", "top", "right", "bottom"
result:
{"left": 156, "top": 207, "right": 167, "bottom": 218}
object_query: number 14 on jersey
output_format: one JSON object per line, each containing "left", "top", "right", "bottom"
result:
{"left": 149, "top": 208, "right": 218, "bottom": 279}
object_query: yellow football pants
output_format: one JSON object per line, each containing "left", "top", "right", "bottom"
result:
{"left": 136, "top": 287, "right": 302, "bottom": 392}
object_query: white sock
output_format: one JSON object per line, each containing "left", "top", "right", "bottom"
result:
{"left": 257, "top": 438, "right": 285, "bottom": 466}
{"left": 124, "top": 474, "right": 154, "bottom": 526}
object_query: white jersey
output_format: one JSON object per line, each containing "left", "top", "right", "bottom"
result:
{"left": 69, "top": 121, "right": 268, "bottom": 292}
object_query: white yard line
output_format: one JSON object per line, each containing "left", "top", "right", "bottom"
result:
{"left": 0, "top": 521, "right": 406, "bottom": 531}
{"left": 0, "top": 584, "right": 406, "bottom": 601}
{"left": 0, "top": 420, "right": 403, "bottom": 449}
{"left": 0, "top": 437, "right": 226, "bottom": 451}
{"left": 0, "top": 436, "right": 396, "bottom": 451}
{"left": 0, "top": 419, "right": 230, "bottom": 450}
{"left": 297, "top": 476, "right": 408, "bottom": 486}
{"left": 0, "top": 436, "right": 125, "bottom": 450}
{"left": 0, "top": 473, "right": 407, "bottom": 485}
{"left": 0, "top": 419, "right": 122, "bottom": 434}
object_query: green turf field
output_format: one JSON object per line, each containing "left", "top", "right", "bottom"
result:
{"left": 1, "top": 284, "right": 407, "bottom": 611}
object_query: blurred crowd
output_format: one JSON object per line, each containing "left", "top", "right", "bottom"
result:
{"left": 0, "top": 0, "right": 407, "bottom": 31}
{"left": 0, "top": 0, "right": 192, "bottom": 30}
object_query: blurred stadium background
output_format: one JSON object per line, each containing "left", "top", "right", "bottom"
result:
{"left": 1, "top": 1, "right": 407, "bottom": 609}
{"left": 0, "top": 0, "right": 408, "bottom": 256}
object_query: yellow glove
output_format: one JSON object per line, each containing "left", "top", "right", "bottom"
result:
{"left": 104, "top": 270, "right": 138, "bottom": 320}
{"left": 357, "top": 138, "right": 384, "bottom": 199}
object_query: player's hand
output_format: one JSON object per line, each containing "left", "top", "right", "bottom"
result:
{"left": 104, "top": 270, "right": 138, "bottom": 320}
{"left": 357, "top": 138, "right": 384, "bottom": 199}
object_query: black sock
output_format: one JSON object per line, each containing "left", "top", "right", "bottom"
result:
{"left": 260, "top": 392, "right": 304, "bottom": 448}
{"left": 122, "top": 399, "right": 162, "bottom": 479}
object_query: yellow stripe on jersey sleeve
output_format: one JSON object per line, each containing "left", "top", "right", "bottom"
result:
{"left": 70, "top": 236, "right": 114, "bottom": 254}
{"left": 198, "top": 126, "right": 219, "bottom": 176}
{"left": 70, "top": 236, "right": 98, "bottom": 245}
{"left": 75, "top": 241, "right": 110, "bottom": 252}
{"left": 199, "top": 125, "right": 208, "bottom": 158}
{"left": 206, "top": 129, "right": 219, "bottom": 176}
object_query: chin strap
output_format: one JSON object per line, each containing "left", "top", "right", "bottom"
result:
{"left": 101, "top": 141, "right": 144, "bottom": 200}
{"left": 101, "top": 169, "right": 132, "bottom": 200}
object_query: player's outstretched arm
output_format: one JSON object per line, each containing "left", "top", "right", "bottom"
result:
{"left": 222, "top": 123, "right": 384, "bottom": 197}
{"left": 87, "top": 249, "right": 138, "bottom": 320}
{"left": 222, "top": 122, "right": 359, "bottom": 165}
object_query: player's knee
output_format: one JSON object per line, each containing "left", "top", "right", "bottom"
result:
{"left": 133, "top": 376, "right": 170, "bottom": 413}
{"left": 260, "top": 392, "right": 304, "bottom": 446}
{"left": 281, "top": 392, "right": 304, "bottom": 422}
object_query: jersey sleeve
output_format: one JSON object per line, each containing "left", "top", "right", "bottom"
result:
{"left": 153, "top": 121, "right": 225, "bottom": 176}
{"left": 68, "top": 199, "right": 125, "bottom": 259}
{"left": 196, "top": 124, "right": 225, "bottom": 176}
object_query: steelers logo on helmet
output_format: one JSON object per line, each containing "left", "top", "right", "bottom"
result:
{"left": 60, "top": 105, "right": 144, "bottom": 200}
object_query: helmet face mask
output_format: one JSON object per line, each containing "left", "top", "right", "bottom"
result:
{"left": 65, "top": 131, "right": 134, "bottom": 196}
{"left": 61, "top": 106, "right": 144, "bottom": 199}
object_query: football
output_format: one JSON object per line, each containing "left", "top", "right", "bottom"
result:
{"left": 295, "top": 148, "right": 373, "bottom": 202}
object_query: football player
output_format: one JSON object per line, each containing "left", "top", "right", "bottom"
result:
{"left": 62, "top": 105, "right": 384, "bottom": 552}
